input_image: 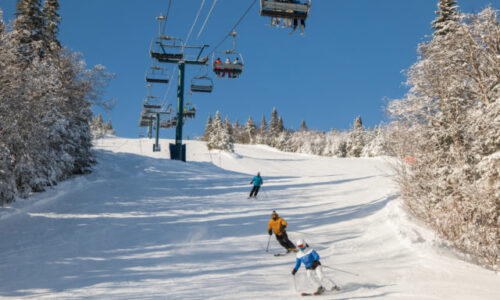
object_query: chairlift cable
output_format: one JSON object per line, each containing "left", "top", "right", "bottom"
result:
{"left": 197, "top": 0, "right": 218, "bottom": 40}
{"left": 207, "top": 0, "right": 257, "bottom": 57}
{"left": 182, "top": 0, "right": 206, "bottom": 54}
{"left": 162, "top": 0, "right": 173, "bottom": 36}
{"left": 161, "top": 65, "right": 178, "bottom": 107}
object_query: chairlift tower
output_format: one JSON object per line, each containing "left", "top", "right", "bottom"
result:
{"left": 149, "top": 14, "right": 209, "bottom": 161}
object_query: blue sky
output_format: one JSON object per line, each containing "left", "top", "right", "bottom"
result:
{"left": 1, "top": 0, "right": 497, "bottom": 139}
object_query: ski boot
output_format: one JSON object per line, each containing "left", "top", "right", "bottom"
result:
{"left": 314, "top": 286, "right": 325, "bottom": 295}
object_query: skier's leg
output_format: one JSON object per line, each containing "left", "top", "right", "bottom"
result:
{"left": 276, "top": 235, "right": 289, "bottom": 250}
{"left": 282, "top": 232, "right": 296, "bottom": 250}
{"left": 306, "top": 269, "right": 322, "bottom": 289}
{"left": 249, "top": 186, "right": 257, "bottom": 197}
{"left": 253, "top": 186, "right": 260, "bottom": 197}
{"left": 315, "top": 266, "right": 337, "bottom": 290}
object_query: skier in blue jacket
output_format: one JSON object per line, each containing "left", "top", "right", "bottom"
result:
{"left": 291, "top": 239, "right": 339, "bottom": 295}
{"left": 249, "top": 172, "right": 263, "bottom": 198}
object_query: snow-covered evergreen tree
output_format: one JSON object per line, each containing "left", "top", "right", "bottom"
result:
{"left": 202, "top": 114, "right": 212, "bottom": 142}
{"left": 42, "top": 0, "right": 61, "bottom": 50}
{"left": 346, "top": 116, "right": 365, "bottom": 157}
{"left": 256, "top": 114, "right": 268, "bottom": 144}
{"left": 432, "top": 0, "right": 459, "bottom": 36}
{"left": 300, "top": 120, "right": 307, "bottom": 131}
{"left": 224, "top": 115, "right": 233, "bottom": 137}
{"left": 278, "top": 116, "right": 285, "bottom": 133}
{"left": 268, "top": 107, "right": 279, "bottom": 146}
{"left": 91, "top": 113, "right": 115, "bottom": 138}
{"left": 207, "top": 111, "right": 234, "bottom": 152}
{"left": 244, "top": 116, "right": 257, "bottom": 144}
{"left": 12, "top": 0, "right": 47, "bottom": 61}
{"left": 0, "top": 2, "right": 112, "bottom": 203}
{"left": 388, "top": 7, "right": 499, "bottom": 267}
{"left": 0, "top": 9, "right": 5, "bottom": 36}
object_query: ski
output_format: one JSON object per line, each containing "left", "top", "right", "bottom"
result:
{"left": 301, "top": 286, "right": 339, "bottom": 296}
{"left": 274, "top": 253, "right": 288, "bottom": 256}
{"left": 301, "top": 292, "right": 323, "bottom": 296}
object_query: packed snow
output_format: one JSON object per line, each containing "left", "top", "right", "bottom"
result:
{"left": 0, "top": 137, "right": 498, "bottom": 299}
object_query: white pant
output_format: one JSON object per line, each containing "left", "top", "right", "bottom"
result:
{"left": 306, "top": 266, "right": 335, "bottom": 289}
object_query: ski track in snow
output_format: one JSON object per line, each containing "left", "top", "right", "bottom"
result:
{"left": 0, "top": 137, "right": 498, "bottom": 300}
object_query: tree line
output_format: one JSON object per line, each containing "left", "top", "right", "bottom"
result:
{"left": 0, "top": 0, "right": 113, "bottom": 204}
{"left": 202, "top": 108, "right": 387, "bottom": 158}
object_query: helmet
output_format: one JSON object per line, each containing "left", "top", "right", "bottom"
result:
{"left": 297, "top": 239, "right": 306, "bottom": 251}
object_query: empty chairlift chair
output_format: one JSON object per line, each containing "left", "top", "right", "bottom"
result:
{"left": 145, "top": 66, "right": 169, "bottom": 84}
{"left": 150, "top": 36, "right": 184, "bottom": 62}
{"left": 190, "top": 76, "right": 214, "bottom": 93}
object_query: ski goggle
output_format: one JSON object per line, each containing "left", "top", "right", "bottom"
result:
{"left": 298, "top": 244, "right": 306, "bottom": 249}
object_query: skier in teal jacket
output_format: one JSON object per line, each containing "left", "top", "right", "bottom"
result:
{"left": 249, "top": 172, "right": 263, "bottom": 198}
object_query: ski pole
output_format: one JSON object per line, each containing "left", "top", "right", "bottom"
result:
{"left": 292, "top": 274, "right": 298, "bottom": 292}
{"left": 265, "top": 234, "right": 271, "bottom": 252}
{"left": 323, "top": 265, "right": 359, "bottom": 277}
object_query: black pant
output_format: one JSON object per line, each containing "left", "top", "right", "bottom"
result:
{"left": 276, "top": 231, "right": 296, "bottom": 250}
{"left": 249, "top": 186, "right": 260, "bottom": 197}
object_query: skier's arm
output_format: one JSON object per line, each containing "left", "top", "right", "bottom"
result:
{"left": 292, "top": 258, "right": 301, "bottom": 275}
{"left": 268, "top": 221, "right": 273, "bottom": 235}
{"left": 280, "top": 219, "right": 287, "bottom": 232}
{"left": 311, "top": 250, "right": 320, "bottom": 261}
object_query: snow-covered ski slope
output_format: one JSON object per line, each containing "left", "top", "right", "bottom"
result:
{"left": 0, "top": 137, "right": 498, "bottom": 300}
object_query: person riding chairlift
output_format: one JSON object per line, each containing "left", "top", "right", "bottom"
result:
{"left": 214, "top": 57, "right": 222, "bottom": 77}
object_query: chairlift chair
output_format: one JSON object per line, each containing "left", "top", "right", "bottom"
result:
{"left": 183, "top": 102, "right": 196, "bottom": 119}
{"left": 260, "top": 0, "right": 311, "bottom": 20}
{"left": 212, "top": 31, "right": 244, "bottom": 79}
{"left": 160, "top": 119, "right": 173, "bottom": 129}
{"left": 190, "top": 75, "right": 214, "bottom": 93}
{"left": 145, "top": 66, "right": 169, "bottom": 84}
{"left": 143, "top": 95, "right": 162, "bottom": 110}
{"left": 212, "top": 51, "right": 244, "bottom": 79}
{"left": 150, "top": 36, "right": 184, "bottom": 62}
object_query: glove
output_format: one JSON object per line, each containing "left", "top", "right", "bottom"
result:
{"left": 291, "top": 269, "right": 297, "bottom": 276}
{"left": 268, "top": 230, "right": 272, "bottom": 236}
{"left": 280, "top": 225, "right": 286, "bottom": 233}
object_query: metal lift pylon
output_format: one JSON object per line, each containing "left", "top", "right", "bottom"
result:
{"left": 149, "top": 14, "right": 209, "bottom": 161}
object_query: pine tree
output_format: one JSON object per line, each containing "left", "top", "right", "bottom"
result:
{"left": 432, "top": 0, "right": 459, "bottom": 36}
{"left": 232, "top": 118, "right": 241, "bottom": 143}
{"left": 257, "top": 114, "right": 268, "bottom": 144}
{"left": 12, "top": 0, "right": 46, "bottom": 61}
{"left": 224, "top": 115, "right": 234, "bottom": 140}
{"left": 269, "top": 107, "right": 279, "bottom": 140}
{"left": 207, "top": 111, "right": 233, "bottom": 152}
{"left": 244, "top": 116, "right": 257, "bottom": 144}
{"left": 42, "top": 0, "right": 61, "bottom": 50}
{"left": 346, "top": 116, "right": 365, "bottom": 157}
{"left": 300, "top": 120, "right": 307, "bottom": 132}
{"left": 278, "top": 116, "right": 285, "bottom": 133}
{"left": 0, "top": 9, "right": 5, "bottom": 36}
{"left": 202, "top": 114, "right": 213, "bottom": 141}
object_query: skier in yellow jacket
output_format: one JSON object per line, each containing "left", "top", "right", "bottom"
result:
{"left": 268, "top": 211, "right": 297, "bottom": 252}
